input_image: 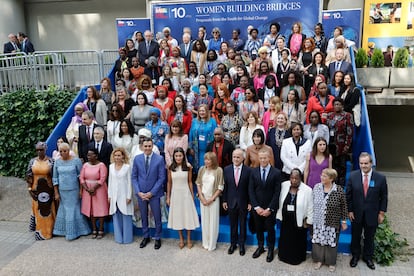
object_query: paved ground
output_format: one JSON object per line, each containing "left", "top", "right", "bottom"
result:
{"left": 0, "top": 172, "right": 413, "bottom": 276}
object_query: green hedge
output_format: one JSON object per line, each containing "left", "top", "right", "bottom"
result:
{"left": 0, "top": 87, "right": 76, "bottom": 177}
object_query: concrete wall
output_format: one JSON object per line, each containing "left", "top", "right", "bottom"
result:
{"left": 23, "top": 0, "right": 147, "bottom": 51}
{"left": 368, "top": 105, "right": 414, "bottom": 172}
{"left": 327, "top": 0, "right": 364, "bottom": 10}
{"left": 0, "top": 0, "right": 26, "bottom": 49}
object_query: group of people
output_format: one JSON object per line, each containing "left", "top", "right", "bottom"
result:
{"left": 3, "top": 32, "right": 35, "bottom": 54}
{"left": 25, "top": 20, "right": 386, "bottom": 271}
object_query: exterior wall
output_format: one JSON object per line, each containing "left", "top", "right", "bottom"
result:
{"left": 23, "top": 0, "right": 147, "bottom": 51}
{"left": 327, "top": 0, "right": 364, "bottom": 10}
{"left": 0, "top": 0, "right": 25, "bottom": 47}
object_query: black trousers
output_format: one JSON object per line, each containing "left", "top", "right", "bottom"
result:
{"left": 228, "top": 204, "right": 247, "bottom": 246}
{"left": 350, "top": 213, "right": 377, "bottom": 260}
{"left": 253, "top": 211, "right": 276, "bottom": 248}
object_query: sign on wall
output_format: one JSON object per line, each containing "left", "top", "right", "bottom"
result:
{"left": 116, "top": 18, "right": 151, "bottom": 48}
{"left": 150, "top": 0, "right": 321, "bottom": 42}
{"left": 322, "top": 9, "right": 362, "bottom": 48}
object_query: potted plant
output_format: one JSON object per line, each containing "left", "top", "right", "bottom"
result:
{"left": 355, "top": 48, "right": 368, "bottom": 68}
{"left": 389, "top": 47, "right": 414, "bottom": 90}
{"left": 356, "top": 48, "right": 390, "bottom": 90}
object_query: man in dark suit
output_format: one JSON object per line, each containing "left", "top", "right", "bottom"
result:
{"left": 207, "top": 127, "right": 234, "bottom": 169}
{"left": 346, "top": 152, "right": 388, "bottom": 270}
{"left": 3, "top": 33, "right": 20, "bottom": 54}
{"left": 88, "top": 126, "right": 112, "bottom": 168}
{"left": 138, "top": 30, "right": 159, "bottom": 67}
{"left": 132, "top": 138, "right": 166, "bottom": 250}
{"left": 328, "top": 48, "right": 352, "bottom": 80}
{"left": 223, "top": 148, "right": 251, "bottom": 256}
{"left": 179, "top": 32, "right": 193, "bottom": 65}
{"left": 17, "top": 32, "right": 35, "bottom": 53}
{"left": 78, "top": 111, "right": 100, "bottom": 163}
{"left": 248, "top": 149, "right": 281, "bottom": 262}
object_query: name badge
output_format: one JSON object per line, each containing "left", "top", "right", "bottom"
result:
{"left": 199, "top": 135, "right": 206, "bottom": 141}
{"left": 152, "top": 79, "right": 157, "bottom": 85}
{"left": 330, "top": 130, "right": 335, "bottom": 136}
{"left": 252, "top": 50, "right": 257, "bottom": 55}
{"left": 369, "top": 180, "right": 375, "bottom": 188}
{"left": 287, "top": 205, "right": 295, "bottom": 212}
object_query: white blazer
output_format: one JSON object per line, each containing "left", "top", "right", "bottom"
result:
{"left": 276, "top": 181, "right": 313, "bottom": 227}
{"left": 108, "top": 163, "right": 134, "bottom": 216}
{"left": 280, "top": 137, "right": 312, "bottom": 174}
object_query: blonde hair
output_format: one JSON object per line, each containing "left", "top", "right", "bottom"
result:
{"left": 197, "top": 104, "right": 211, "bottom": 120}
{"left": 110, "top": 147, "right": 130, "bottom": 164}
{"left": 269, "top": 96, "right": 281, "bottom": 112}
{"left": 322, "top": 168, "right": 337, "bottom": 180}
{"left": 204, "top": 151, "right": 219, "bottom": 169}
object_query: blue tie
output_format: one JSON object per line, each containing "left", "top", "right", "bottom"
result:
{"left": 262, "top": 168, "right": 266, "bottom": 184}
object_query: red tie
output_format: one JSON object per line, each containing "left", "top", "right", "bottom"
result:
{"left": 234, "top": 167, "right": 239, "bottom": 187}
{"left": 363, "top": 174, "right": 369, "bottom": 197}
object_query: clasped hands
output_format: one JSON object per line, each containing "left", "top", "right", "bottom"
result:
{"left": 255, "top": 207, "right": 272, "bottom": 217}
{"left": 138, "top": 192, "right": 153, "bottom": 201}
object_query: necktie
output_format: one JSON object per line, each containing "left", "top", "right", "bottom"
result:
{"left": 146, "top": 42, "right": 150, "bottom": 54}
{"left": 262, "top": 168, "right": 266, "bottom": 184}
{"left": 96, "top": 143, "right": 100, "bottom": 152}
{"left": 234, "top": 167, "right": 240, "bottom": 187}
{"left": 87, "top": 126, "right": 91, "bottom": 141}
{"left": 145, "top": 155, "right": 150, "bottom": 172}
{"left": 336, "top": 61, "right": 341, "bottom": 71}
{"left": 363, "top": 174, "right": 369, "bottom": 197}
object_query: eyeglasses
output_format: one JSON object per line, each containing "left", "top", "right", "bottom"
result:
{"left": 213, "top": 31, "right": 219, "bottom": 34}
{"left": 112, "top": 110, "right": 118, "bottom": 113}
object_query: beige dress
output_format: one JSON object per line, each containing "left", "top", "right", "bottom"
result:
{"left": 167, "top": 167, "right": 200, "bottom": 230}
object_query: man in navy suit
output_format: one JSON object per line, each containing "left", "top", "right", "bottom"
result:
{"left": 223, "top": 148, "right": 251, "bottom": 256}
{"left": 328, "top": 48, "right": 352, "bottom": 80}
{"left": 88, "top": 126, "right": 112, "bottom": 168}
{"left": 17, "top": 32, "right": 35, "bottom": 54}
{"left": 3, "top": 33, "right": 20, "bottom": 54}
{"left": 78, "top": 111, "right": 101, "bottom": 163}
{"left": 179, "top": 32, "right": 193, "bottom": 66}
{"left": 132, "top": 138, "right": 166, "bottom": 250}
{"left": 346, "top": 152, "right": 388, "bottom": 270}
{"left": 138, "top": 30, "right": 159, "bottom": 67}
{"left": 248, "top": 149, "right": 281, "bottom": 262}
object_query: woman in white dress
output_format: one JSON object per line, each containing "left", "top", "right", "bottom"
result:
{"left": 195, "top": 152, "right": 224, "bottom": 251}
{"left": 166, "top": 147, "right": 199, "bottom": 249}
{"left": 108, "top": 147, "right": 134, "bottom": 244}
{"left": 106, "top": 103, "right": 125, "bottom": 145}
{"left": 112, "top": 119, "right": 139, "bottom": 157}
{"left": 239, "top": 111, "right": 265, "bottom": 150}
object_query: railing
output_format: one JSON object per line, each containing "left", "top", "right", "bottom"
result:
{"left": 0, "top": 50, "right": 118, "bottom": 94}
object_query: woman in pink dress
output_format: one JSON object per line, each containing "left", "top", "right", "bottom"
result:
{"left": 80, "top": 148, "right": 109, "bottom": 239}
{"left": 164, "top": 120, "right": 189, "bottom": 167}
{"left": 304, "top": 137, "right": 332, "bottom": 189}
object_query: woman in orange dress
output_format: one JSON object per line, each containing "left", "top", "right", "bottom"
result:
{"left": 26, "top": 142, "right": 56, "bottom": 240}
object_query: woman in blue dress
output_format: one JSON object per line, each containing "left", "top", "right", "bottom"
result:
{"left": 188, "top": 104, "right": 217, "bottom": 172}
{"left": 53, "top": 143, "right": 91, "bottom": 240}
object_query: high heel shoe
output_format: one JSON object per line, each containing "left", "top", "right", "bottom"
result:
{"left": 91, "top": 231, "right": 97, "bottom": 239}
{"left": 97, "top": 231, "right": 104, "bottom": 239}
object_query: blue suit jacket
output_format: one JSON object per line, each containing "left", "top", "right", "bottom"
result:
{"left": 328, "top": 60, "right": 352, "bottom": 80}
{"left": 131, "top": 153, "right": 166, "bottom": 198}
{"left": 346, "top": 170, "right": 388, "bottom": 226}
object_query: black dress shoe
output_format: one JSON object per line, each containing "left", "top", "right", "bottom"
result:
{"left": 363, "top": 258, "right": 375, "bottom": 270}
{"left": 140, "top": 237, "right": 150, "bottom": 248}
{"left": 350, "top": 256, "right": 359, "bottom": 267}
{"left": 228, "top": 244, "right": 237, "bottom": 254}
{"left": 252, "top": 247, "right": 265, "bottom": 258}
{"left": 266, "top": 248, "right": 274, "bottom": 263}
{"left": 154, "top": 239, "right": 162, "bottom": 250}
{"left": 239, "top": 244, "right": 245, "bottom": 256}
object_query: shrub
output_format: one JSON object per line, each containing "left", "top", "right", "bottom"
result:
{"left": 355, "top": 48, "right": 369, "bottom": 68}
{"left": 393, "top": 47, "right": 409, "bottom": 68}
{"left": 370, "top": 48, "right": 385, "bottom": 68}
{"left": 0, "top": 86, "right": 76, "bottom": 177}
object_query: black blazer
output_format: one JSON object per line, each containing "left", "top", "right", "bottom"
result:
{"left": 207, "top": 139, "right": 235, "bottom": 169}
{"left": 248, "top": 166, "right": 281, "bottom": 211}
{"left": 77, "top": 123, "right": 103, "bottom": 162}
{"left": 138, "top": 40, "right": 160, "bottom": 66}
{"left": 3, "top": 42, "right": 21, "bottom": 54}
{"left": 339, "top": 87, "right": 361, "bottom": 113}
{"left": 88, "top": 140, "right": 113, "bottom": 168}
{"left": 346, "top": 170, "right": 388, "bottom": 227}
{"left": 307, "top": 64, "right": 329, "bottom": 83}
{"left": 223, "top": 164, "right": 251, "bottom": 209}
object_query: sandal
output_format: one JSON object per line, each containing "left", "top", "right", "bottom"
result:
{"left": 97, "top": 231, "right": 104, "bottom": 239}
{"left": 187, "top": 241, "right": 193, "bottom": 249}
{"left": 329, "top": 265, "right": 336, "bottom": 272}
{"left": 179, "top": 240, "right": 185, "bottom": 249}
{"left": 91, "top": 231, "right": 97, "bottom": 239}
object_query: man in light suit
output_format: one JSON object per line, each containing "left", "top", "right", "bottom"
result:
{"left": 328, "top": 48, "right": 352, "bottom": 80}
{"left": 248, "top": 149, "right": 281, "bottom": 262}
{"left": 138, "top": 30, "right": 159, "bottom": 67}
{"left": 132, "top": 138, "right": 166, "bottom": 250}
{"left": 88, "top": 126, "right": 112, "bottom": 169}
{"left": 346, "top": 152, "right": 388, "bottom": 270}
{"left": 223, "top": 148, "right": 251, "bottom": 256}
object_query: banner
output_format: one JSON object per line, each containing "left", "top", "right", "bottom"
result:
{"left": 362, "top": 1, "right": 414, "bottom": 51}
{"left": 322, "top": 9, "right": 362, "bottom": 48}
{"left": 116, "top": 18, "right": 151, "bottom": 48}
{"left": 151, "top": 0, "right": 321, "bottom": 42}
